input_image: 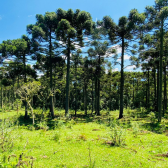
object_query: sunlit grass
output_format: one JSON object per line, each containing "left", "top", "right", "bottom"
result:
{"left": 0, "top": 108, "right": 168, "bottom": 167}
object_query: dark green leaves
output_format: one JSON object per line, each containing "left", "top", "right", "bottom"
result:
{"left": 77, "top": 11, "right": 92, "bottom": 24}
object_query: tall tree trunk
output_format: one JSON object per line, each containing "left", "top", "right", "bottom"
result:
{"left": 49, "top": 30, "right": 54, "bottom": 118}
{"left": 133, "top": 78, "right": 134, "bottom": 108}
{"left": 23, "top": 52, "right": 28, "bottom": 119}
{"left": 158, "top": 19, "right": 163, "bottom": 122}
{"left": 153, "top": 68, "right": 157, "bottom": 111}
{"left": 146, "top": 83, "right": 148, "bottom": 108}
{"left": 109, "top": 82, "right": 112, "bottom": 111}
{"left": 17, "top": 74, "right": 20, "bottom": 113}
{"left": 95, "top": 77, "right": 97, "bottom": 114}
{"left": 74, "top": 55, "right": 77, "bottom": 116}
{"left": 84, "top": 81, "right": 87, "bottom": 115}
{"left": 91, "top": 67, "right": 94, "bottom": 115}
{"left": 1, "top": 81, "right": 3, "bottom": 109}
{"left": 65, "top": 38, "right": 71, "bottom": 116}
{"left": 157, "top": 66, "right": 159, "bottom": 112}
{"left": 147, "top": 69, "right": 150, "bottom": 110}
{"left": 163, "top": 66, "right": 167, "bottom": 116}
{"left": 12, "top": 79, "right": 15, "bottom": 110}
{"left": 75, "top": 82, "right": 77, "bottom": 116}
{"left": 119, "top": 37, "right": 124, "bottom": 119}
{"left": 97, "top": 55, "right": 101, "bottom": 116}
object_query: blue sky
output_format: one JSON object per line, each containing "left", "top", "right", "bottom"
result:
{"left": 0, "top": 0, "right": 156, "bottom": 72}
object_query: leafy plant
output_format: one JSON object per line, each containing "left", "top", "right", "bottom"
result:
{"left": 79, "top": 133, "right": 87, "bottom": 141}
{"left": 109, "top": 126, "right": 126, "bottom": 146}
{"left": 0, "top": 119, "right": 16, "bottom": 152}
{"left": 148, "top": 112, "right": 156, "bottom": 124}
{"left": 36, "top": 121, "right": 49, "bottom": 131}
{"left": 131, "top": 122, "right": 139, "bottom": 137}
{"left": 52, "top": 131, "right": 61, "bottom": 142}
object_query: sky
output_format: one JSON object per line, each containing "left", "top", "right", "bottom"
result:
{"left": 0, "top": 0, "right": 156, "bottom": 72}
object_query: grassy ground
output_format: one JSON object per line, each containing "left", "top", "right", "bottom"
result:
{"left": 0, "top": 108, "right": 168, "bottom": 168}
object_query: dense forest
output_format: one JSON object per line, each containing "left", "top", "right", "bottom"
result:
{"left": 1, "top": 0, "right": 168, "bottom": 167}
{"left": 0, "top": 0, "right": 168, "bottom": 122}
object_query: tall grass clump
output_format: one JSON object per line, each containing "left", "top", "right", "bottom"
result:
{"left": 109, "top": 125, "right": 126, "bottom": 146}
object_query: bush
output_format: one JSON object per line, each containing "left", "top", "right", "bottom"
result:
{"left": 148, "top": 112, "right": 156, "bottom": 124}
{"left": 0, "top": 119, "right": 16, "bottom": 152}
{"left": 53, "top": 119, "right": 66, "bottom": 129}
{"left": 36, "top": 121, "right": 49, "bottom": 131}
{"left": 52, "top": 131, "right": 61, "bottom": 142}
{"left": 109, "top": 126, "right": 126, "bottom": 146}
{"left": 109, "top": 118, "right": 119, "bottom": 128}
{"left": 131, "top": 122, "right": 139, "bottom": 137}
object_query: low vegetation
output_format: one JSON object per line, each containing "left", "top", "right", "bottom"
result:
{"left": 0, "top": 108, "right": 168, "bottom": 168}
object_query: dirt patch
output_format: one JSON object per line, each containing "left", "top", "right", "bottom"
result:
{"left": 92, "top": 129, "right": 100, "bottom": 131}
{"left": 155, "top": 153, "right": 168, "bottom": 157}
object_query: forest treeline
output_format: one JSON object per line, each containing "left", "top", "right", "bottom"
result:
{"left": 0, "top": 0, "right": 168, "bottom": 122}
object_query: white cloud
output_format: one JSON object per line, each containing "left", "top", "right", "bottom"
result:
{"left": 28, "top": 15, "right": 33, "bottom": 17}
{"left": 3, "top": 59, "right": 13, "bottom": 62}
{"left": 84, "top": 37, "right": 90, "bottom": 42}
{"left": 61, "top": 55, "right": 66, "bottom": 60}
{"left": 117, "top": 55, "right": 130, "bottom": 61}
{"left": 37, "top": 72, "right": 44, "bottom": 78}
{"left": 0, "top": 15, "right": 2, "bottom": 20}
{"left": 125, "top": 65, "right": 136, "bottom": 70}
{"left": 106, "top": 45, "right": 122, "bottom": 57}
{"left": 112, "top": 68, "right": 119, "bottom": 72}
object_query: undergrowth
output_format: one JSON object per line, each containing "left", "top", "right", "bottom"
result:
{"left": 0, "top": 108, "right": 168, "bottom": 167}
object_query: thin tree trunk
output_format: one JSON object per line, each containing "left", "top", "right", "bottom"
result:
{"left": 146, "top": 83, "right": 148, "bottom": 108}
{"left": 17, "top": 74, "right": 20, "bottom": 113}
{"left": 157, "top": 66, "right": 159, "bottom": 112}
{"left": 84, "top": 81, "right": 87, "bottom": 115}
{"left": 119, "top": 37, "right": 124, "bottom": 119}
{"left": 133, "top": 78, "right": 134, "bottom": 108}
{"left": 95, "top": 77, "right": 97, "bottom": 114}
{"left": 65, "top": 38, "right": 71, "bottom": 116}
{"left": 158, "top": 19, "right": 163, "bottom": 122}
{"left": 163, "top": 66, "right": 167, "bottom": 116}
{"left": 91, "top": 66, "right": 94, "bottom": 115}
{"left": 109, "top": 82, "right": 112, "bottom": 111}
{"left": 153, "top": 68, "right": 157, "bottom": 111}
{"left": 147, "top": 69, "right": 150, "bottom": 110}
{"left": 74, "top": 55, "right": 77, "bottom": 116}
{"left": 49, "top": 29, "right": 54, "bottom": 118}
{"left": 1, "top": 81, "right": 3, "bottom": 109}
{"left": 23, "top": 52, "right": 28, "bottom": 119}
{"left": 97, "top": 55, "right": 101, "bottom": 116}
{"left": 12, "top": 79, "right": 15, "bottom": 110}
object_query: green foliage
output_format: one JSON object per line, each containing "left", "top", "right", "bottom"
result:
{"left": 131, "top": 122, "right": 140, "bottom": 137}
{"left": 148, "top": 112, "right": 156, "bottom": 124}
{"left": 36, "top": 121, "right": 49, "bottom": 131}
{"left": 52, "top": 131, "right": 61, "bottom": 142}
{"left": 109, "top": 126, "right": 126, "bottom": 146}
{"left": 53, "top": 119, "right": 66, "bottom": 129}
{"left": 0, "top": 119, "right": 16, "bottom": 153}
{"left": 0, "top": 153, "right": 34, "bottom": 168}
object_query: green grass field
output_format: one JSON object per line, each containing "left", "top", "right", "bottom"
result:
{"left": 0, "top": 109, "right": 168, "bottom": 168}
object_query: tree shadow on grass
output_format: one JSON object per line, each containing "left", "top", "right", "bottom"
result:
{"left": 142, "top": 122, "right": 166, "bottom": 134}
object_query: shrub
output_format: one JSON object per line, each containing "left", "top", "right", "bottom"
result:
{"left": 36, "top": 121, "right": 49, "bottom": 131}
{"left": 27, "top": 124, "right": 35, "bottom": 131}
{"left": 148, "top": 112, "right": 156, "bottom": 124}
{"left": 109, "top": 118, "right": 119, "bottom": 128}
{"left": 79, "top": 133, "right": 87, "bottom": 141}
{"left": 52, "top": 131, "right": 61, "bottom": 142}
{"left": 67, "top": 119, "right": 76, "bottom": 129}
{"left": 109, "top": 126, "right": 126, "bottom": 146}
{"left": 131, "top": 122, "right": 139, "bottom": 137}
{"left": 0, "top": 119, "right": 16, "bottom": 152}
